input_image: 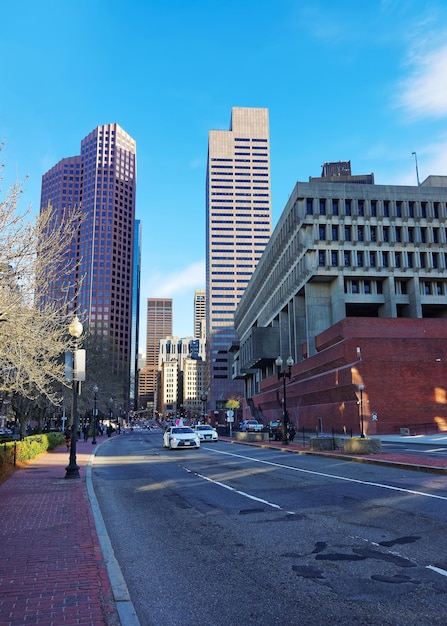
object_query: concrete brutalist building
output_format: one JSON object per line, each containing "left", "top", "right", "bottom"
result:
{"left": 232, "top": 162, "right": 447, "bottom": 435}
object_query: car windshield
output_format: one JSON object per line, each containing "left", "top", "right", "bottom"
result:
{"left": 172, "top": 427, "right": 194, "bottom": 434}
{"left": 197, "top": 426, "right": 212, "bottom": 430}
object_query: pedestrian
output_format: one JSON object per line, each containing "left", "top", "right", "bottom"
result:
{"left": 64, "top": 426, "right": 71, "bottom": 450}
{"left": 288, "top": 423, "right": 296, "bottom": 443}
{"left": 82, "top": 424, "right": 89, "bottom": 442}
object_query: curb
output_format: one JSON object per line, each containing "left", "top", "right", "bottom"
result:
{"left": 225, "top": 438, "right": 447, "bottom": 475}
{"left": 86, "top": 439, "right": 141, "bottom": 626}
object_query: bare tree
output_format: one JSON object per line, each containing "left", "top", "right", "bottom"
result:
{"left": 0, "top": 147, "right": 83, "bottom": 406}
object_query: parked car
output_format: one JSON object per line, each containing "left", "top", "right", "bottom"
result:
{"left": 194, "top": 424, "right": 218, "bottom": 442}
{"left": 240, "top": 420, "right": 263, "bottom": 432}
{"left": 269, "top": 421, "right": 282, "bottom": 441}
{"left": 163, "top": 426, "right": 200, "bottom": 449}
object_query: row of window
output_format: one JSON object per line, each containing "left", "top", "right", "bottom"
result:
{"left": 344, "top": 278, "right": 447, "bottom": 297}
{"left": 318, "top": 249, "right": 446, "bottom": 269}
{"left": 306, "top": 197, "right": 445, "bottom": 220}
{"left": 318, "top": 224, "right": 444, "bottom": 244}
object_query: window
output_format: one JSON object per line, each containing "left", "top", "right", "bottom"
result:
{"left": 332, "top": 199, "right": 339, "bottom": 216}
{"left": 345, "top": 200, "right": 351, "bottom": 216}
{"left": 319, "top": 199, "right": 326, "bottom": 215}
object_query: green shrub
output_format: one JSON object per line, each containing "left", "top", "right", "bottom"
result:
{"left": 0, "top": 432, "right": 65, "bottom": 470}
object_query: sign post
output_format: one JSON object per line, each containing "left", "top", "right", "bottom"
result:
{"left": 226, "top": 409, "right": 234, "bottom": 438}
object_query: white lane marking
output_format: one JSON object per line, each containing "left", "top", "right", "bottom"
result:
{"left": 183, "top": 467, "right": 295, "bottom": 514}
{"left": 207, "top": 448, "right": 447, "bottom": 502}
{"left": 427, "top": 565, "right": 447, "bottom": 578}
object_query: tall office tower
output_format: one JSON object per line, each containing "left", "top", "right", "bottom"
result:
{"left": 138, "top": 298, "right": 172, "bottom": 412}
{"left": 206, "top": 107, "right": 271, "bottom": 416}
{"left": 194, "top": 290, "right": 206, "bottom": 339}
{"left": 40, "top": 123, "right": 138, "bottom": 411}
{"left": 130, "top": 219, "right": 142, "bottom": 410}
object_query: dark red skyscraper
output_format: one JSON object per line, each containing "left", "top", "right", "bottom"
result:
{"left": 40, "top": 123, "right": 138, "bottom": 410}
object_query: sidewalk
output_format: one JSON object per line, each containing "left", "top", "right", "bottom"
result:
{"left": 0, "top": 438, "right": 122, "bottom": 626}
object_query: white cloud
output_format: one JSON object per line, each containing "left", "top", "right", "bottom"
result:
{"left": 398, "top": 42, "right": 447, "bottom": 118}
{"left": 138, "top": 260, "right": 206, "bottom": 351}
{"left": 143, "top": 260, "right": 205, "bottom": 298}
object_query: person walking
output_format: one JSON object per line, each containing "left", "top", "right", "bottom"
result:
{"left": 82, "top": 424, "right": 89, "bottom": 442}
{"left": 64, "top": 426, "right": 71, "bottom": 450}
{"left": 288, "top": 423, "right": 296, "bottom": 443}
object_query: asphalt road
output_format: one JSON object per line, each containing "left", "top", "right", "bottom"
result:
{"left": 380, "top": 440, "right": 447, "bottom": 459}
{"left": 92, "top": 430, "right": 447, "bottom": 626}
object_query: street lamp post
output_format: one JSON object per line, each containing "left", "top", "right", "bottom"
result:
{"left": 200, "top": 392, "right": 208, "bottom": 422}
{"left": 92, "top": 385, "right": 98, "bottom": 445}
{"left": 275, "top": 355, "right": 294, "bottom": 445}
{"left": 65, "top": 316, "right": 84, "bottom": 479}
{"left": 358, "top": 383, "right": 365, "bottom": 438}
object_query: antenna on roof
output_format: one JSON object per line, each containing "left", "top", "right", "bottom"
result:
{"left": 411, "top": 152, "right": 420, "bottom": 186}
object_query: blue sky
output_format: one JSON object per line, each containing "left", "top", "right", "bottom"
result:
{"left": 2, "top": 0, "right": 447, "bottom": 351}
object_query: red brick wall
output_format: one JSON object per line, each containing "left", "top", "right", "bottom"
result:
{"left": 255, "top": 318, "right": 447, "bottom": 435}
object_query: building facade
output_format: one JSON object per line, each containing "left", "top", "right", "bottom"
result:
{"left": 194, "top": 289, "right": 206, "bottom": 339}
{"left": 138, "top": 298, "right": 173, "bottom": 411}
{"left": 157, "top": 336, "right": 206, "bottom": 418}
{"left": 206, "top": 107, "right": 272, "bottom": 417}
{"left": 40, "top": 123, "right": 138, "bottom": 411}
{"left": 233, "top": 164, "right": 447, "bottom": 434}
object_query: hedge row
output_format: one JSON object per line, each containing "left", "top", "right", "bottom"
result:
{"left": 0, "top": 432, "right": 65, "bottom": 470}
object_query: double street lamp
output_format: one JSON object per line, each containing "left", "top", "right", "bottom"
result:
{"left": 65, "top": 316, "right": 85, "bottom": 479}
{"left": 275, "top": 355, "right": 294, "bottom": 445}
{"left": 92, "top": 385, "right": 98, "bottom": 445}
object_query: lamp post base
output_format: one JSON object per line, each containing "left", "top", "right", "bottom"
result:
{"left": 65, "top": 463, "right": 80, "bottom": 479}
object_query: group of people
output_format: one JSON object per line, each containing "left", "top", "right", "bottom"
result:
{"left": 64, "top": 422, "right": 119, "bottom": 449}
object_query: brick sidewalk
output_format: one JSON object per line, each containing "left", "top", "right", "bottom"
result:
{"left": 0, "top": 439, "right": 120, "bottom": 626}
